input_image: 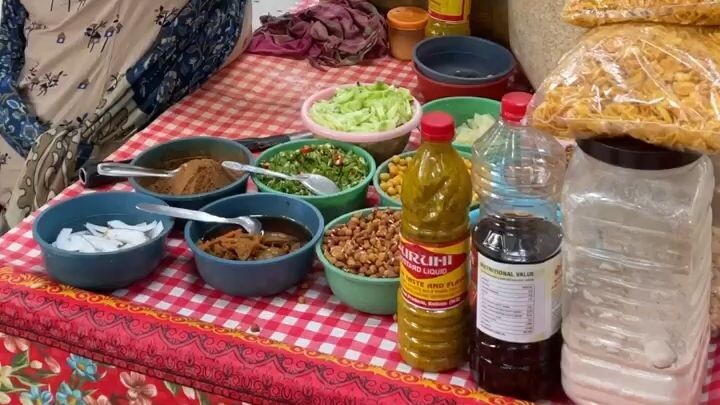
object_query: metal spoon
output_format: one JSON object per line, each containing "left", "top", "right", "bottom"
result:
{"left": 97, "top": 162, "right": 180, "bottom": 178}
{"left": 221, "top": 161, "right": 340, "bottom": 196}
{"left": 135, "top": 203, "right": 262, "bottom": 235}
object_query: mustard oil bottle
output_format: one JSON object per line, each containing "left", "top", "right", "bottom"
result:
{"left": 397, "top": 112, "right": 473, "bottom": 372}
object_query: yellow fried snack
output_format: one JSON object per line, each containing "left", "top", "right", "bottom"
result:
{"left": 563, "top": 0, "right": 720, "bottom": 27}
{"left": 529, "top": 24, "right": 720, "bottom": 154}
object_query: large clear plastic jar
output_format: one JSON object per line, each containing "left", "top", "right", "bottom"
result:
{"left": 561, "top": 138, "right": 714, "bottom": 405}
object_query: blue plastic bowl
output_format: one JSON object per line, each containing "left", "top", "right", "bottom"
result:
{"left": 184, "top": 193, "right": 325, "bottom": 297}
{"left": 413, "top": 36, "right": 515, "bottom": 85}
{"left": 129, "top": 136, "right": 253, "bottom": 211}
{"left": 32, "top": 192, "right": 174, "bottom": 291}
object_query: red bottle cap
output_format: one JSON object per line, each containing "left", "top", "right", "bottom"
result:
{"left": 420, "top": 112, "right": 455, "bottom": 142}
{"left": 501, "top": 92, "right": 533, "bottom": 123}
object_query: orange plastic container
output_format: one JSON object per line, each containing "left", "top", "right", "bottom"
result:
{"left": 387, "top": 7, "right": 428, "bottom": 61}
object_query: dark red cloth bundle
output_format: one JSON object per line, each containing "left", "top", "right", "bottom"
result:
{"left": 248, "top": 0, "right": 388, "bottom": 67}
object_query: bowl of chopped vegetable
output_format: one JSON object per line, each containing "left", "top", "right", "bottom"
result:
{"left": 33, "top": 191, "right": 174, "bottom": 291}
{"left": 316, "top": 208, "right": 401, "bottom": 315}
{"left": 301, "top": 82, "right": 423, "bottom": 163}
{"left": 373, "top": 151, "right": 479, "bottom": 208}
{"left": 253, "top": 139, "right": 376, "bottom": 221}
{"left": 185, "top": 193, "right": 324, "bottom": 297}
{"left": 422, "top": 97, "right": 500, "bottom": 154}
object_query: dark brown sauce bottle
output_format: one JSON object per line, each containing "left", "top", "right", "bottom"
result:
{"left": 470, "top": 213, "right": 562, "bottom": 401}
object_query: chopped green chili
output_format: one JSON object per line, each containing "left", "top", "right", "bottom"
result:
{"left": 259, "top": 143, "right": 368, "bottom": 195}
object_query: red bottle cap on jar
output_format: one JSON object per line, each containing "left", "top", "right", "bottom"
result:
{"left": 501, "top": 92, "right": 533, "bottom": 123}
{"left": 420, "top": 112, "right": 455, "bottom": 142}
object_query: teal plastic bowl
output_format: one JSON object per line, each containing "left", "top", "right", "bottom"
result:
{"left": 33, "top": 192, "right": 174, "bottom": 291}
{"left": 316, "top": 207, "right": 400, "bottom": 315}
{"left": 422, "top": 97, "right": 501, "bottom": 154}
{"left": 185, "top": 194, "right": 324, "bottom": 297}
{"left": 254, "top": 139, "right": 376, "bottom": 221}
{"left": 372, "top": 150, "right": 475, "bottom": 208}
{"left": 129, "top": 136, "right": 253, "bottom": 211}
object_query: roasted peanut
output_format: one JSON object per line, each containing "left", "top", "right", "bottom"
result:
{"left": 322, "top": 209, "right": 401, "bottom": 278}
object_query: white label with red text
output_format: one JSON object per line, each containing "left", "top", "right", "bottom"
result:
{"left": 476, "top": 253, "right": 561, "bottom": 343}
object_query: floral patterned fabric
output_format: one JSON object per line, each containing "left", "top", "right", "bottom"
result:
{"left": 0, "top": 0, "right": 46, "bottom": 156}
{"left": 0, "top": 0, "right": 251, "bottom": 232}
{"left": 0, "top": 332, "right": 245, "bottom": 405}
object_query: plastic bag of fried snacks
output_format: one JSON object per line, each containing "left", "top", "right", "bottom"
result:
{"left": 528, "top": 24, "right": 720, "bottom": 154}
{"left": 562, "top": 0, "right": 720, "bottom": 27}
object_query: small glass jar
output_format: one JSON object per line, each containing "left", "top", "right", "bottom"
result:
{"left": 387, "top": 7, "right": 428, "bottom": 61}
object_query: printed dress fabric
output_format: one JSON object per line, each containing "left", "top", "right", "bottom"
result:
{"left": 0, "top": 332, "right": 245, "bottom": 405}
{"left": 0, "top": 0, "right": 252, "bottom": 233}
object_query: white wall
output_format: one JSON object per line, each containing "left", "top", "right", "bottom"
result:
{"left": 253, "top": 0, "right": 299, "bottom": 29}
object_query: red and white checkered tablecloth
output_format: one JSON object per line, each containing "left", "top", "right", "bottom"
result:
{"left": 1, "top": 1, "right": 719, "bottom": 401}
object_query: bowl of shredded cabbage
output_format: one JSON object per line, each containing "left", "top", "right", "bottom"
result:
{"left": 301, "top": 82, "right": 423, "bottom": 163}
{"left": 422, "top": 96, "right": 500, "bottom": 154}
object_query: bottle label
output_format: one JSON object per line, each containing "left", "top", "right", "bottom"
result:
{"left": 399, "top": 236, "right": 468, "bottom": 310}
{"left": 475, "top": 252, "right": 562, "bottom": 343}
{"left": 427, "top": 0, "right": 471, "bottom": 22}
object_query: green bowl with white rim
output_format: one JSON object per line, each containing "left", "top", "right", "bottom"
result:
{"left": 316, "top": 207, "right": 400, "bottom": 315}
{"left": 253, "top": 139, "right": 376, "bottom": 222}
{"left": 373, "top": 150, "right": 477, "bottom": 208}
{"left": 422, "top": 96, "right": 501, "bottom": 154}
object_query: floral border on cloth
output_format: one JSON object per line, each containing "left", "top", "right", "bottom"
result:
{"left": 0, "top": 267, "right": 529, "bottom": 405}
{"left": 0, "top": 332, "right": 244, "bottom": 405}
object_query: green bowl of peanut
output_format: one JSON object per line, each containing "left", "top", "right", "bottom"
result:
{"left": 372, "top": 150, "right": 478, "bottom": 208}
{"left": 316, "top": 207, "right": 400, "bottom": 315}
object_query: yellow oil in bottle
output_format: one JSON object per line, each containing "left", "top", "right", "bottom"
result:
{"left": 425, "top": 0, "right": 471, "bottom": 37}
{"left": 397, "top": 112, "right": 472, "bottom": 372}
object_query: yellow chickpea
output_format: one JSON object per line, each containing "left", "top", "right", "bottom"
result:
{"left": 392, "top": 156, "right": 401, "bottom": 164}
{"left": 387, "top": 186, "right": 397, "bottom": 196}
{"left": 388, "top": 166, "right": 399, "bottom": 175}
{"left": 380, "top": 173, "right": 390, "bottom": 181}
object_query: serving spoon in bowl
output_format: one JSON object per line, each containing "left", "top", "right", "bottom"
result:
{"left": 97, "top": 162, "right": 181, "bottom": 178}
{"left": 221, "top": 161, "right": 340, "bottom": 196}
{"left": 135, "top": 203, "right": 262, "bottom": 235}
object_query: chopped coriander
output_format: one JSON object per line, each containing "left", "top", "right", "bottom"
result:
{"left": 259, "top": 143, "right": 367, "bottom": 195}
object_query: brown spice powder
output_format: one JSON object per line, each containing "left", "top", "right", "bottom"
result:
{"left": 147, "top": 158, "right": 235, "bottom": 196}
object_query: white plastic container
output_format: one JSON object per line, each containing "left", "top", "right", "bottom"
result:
{"left": 561, "top": 138, "right": 714, "bottom": 405}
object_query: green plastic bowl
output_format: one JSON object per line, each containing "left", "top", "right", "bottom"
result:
{"left": 316, "top": 207, "right": 400, "bottom": 315}
{"left": 422, "top": 96, "right": 501, "bottom": 154}
{"left": 372, "top": 150, "right": 474, "bottom": 208}
{"left": 254, "top": 139, "right": 376, "bottom": 221}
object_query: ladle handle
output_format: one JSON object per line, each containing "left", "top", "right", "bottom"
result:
{"left": 97, "top": 163, "right": 176, "bottom": 178}
{"left": 136, "top": 203, "right": 233, "bottom": 224}
{"left": 222, "top": 161, "right": 295, "bottom": 181}
{"left": 79, "top": 159, "right": 132, "bottom": 188}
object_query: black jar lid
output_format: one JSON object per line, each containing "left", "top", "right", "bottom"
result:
{"left": 577, "top": 137, "right": 701, "bottom": 170}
